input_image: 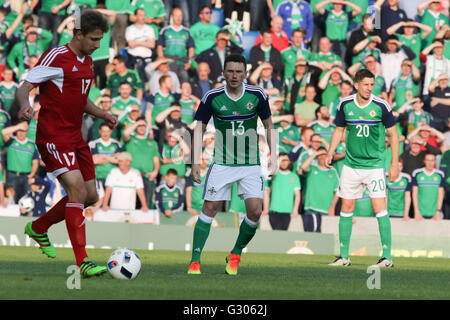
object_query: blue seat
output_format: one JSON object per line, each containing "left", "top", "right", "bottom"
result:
{"left": 211, "top": 8, "right": 224, "bottom": 28}
{"left": 241, "top": 31, "right": 259, "bottom": 62}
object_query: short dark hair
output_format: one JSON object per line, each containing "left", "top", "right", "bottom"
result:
{"left": 166, "top": 168, "right": 178, "bottom": 176}
{"left": 355, "top": 69, "right": 374, "bottom": 83}
{"left": 99, "top": 122, "right": 111, "bottom": 130}
{"left": 74, "top": 9, "right": 108, "bottom": 36}
{"left": 198, "top": 5, "right": 211, "bottom": 15}
{"left": 260, "top": 29, "right": 272, "bottom": 36}
{"left": 113, "top": 55, "right": 127, "bottom": 66}
{"left": 387, "top": 34, "right": 399, "bottom": 42}
{"left": 224, "top": 54, "right": 247, "bottom": 71}
{"left": 119, "top": 81, "right": 131, "bottom": 87}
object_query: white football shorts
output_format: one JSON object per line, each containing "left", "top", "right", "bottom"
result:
{"left": 337, "top": 165, "right": 386, "bottom": 199}
{"left": 202, "top": 163, "right": 265, "bottom": 201}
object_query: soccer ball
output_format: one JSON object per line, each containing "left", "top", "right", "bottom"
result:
{"left": 19, "top": 196, "right": 34, "bottom": 213}
{"left": 107, "top": 248, "right": 141, "bottom": 280}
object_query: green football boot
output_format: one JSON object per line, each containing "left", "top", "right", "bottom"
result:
{"left": 79, "top": 258, "right": 108, "bottom": 278}
{"left": 24, "top": 222, "right": 56, "bottom": 258}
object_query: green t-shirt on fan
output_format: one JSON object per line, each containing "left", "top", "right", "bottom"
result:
{"left": 269, "top": 171, "right": 301, "bottom": 214}
{"left": 125, "top": 135, "right": 160, "bottom": 175}
{"left": 304, "top": 164, "right": 339, "bottom": 214}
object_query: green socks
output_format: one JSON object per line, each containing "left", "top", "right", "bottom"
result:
{"left": 191, "top": 214, "right": 259, "bottom": 262}
{"left": 231, "top": 216, "right": 258, "bottom": 255}
{"left": 191, "top": 213, "right": 212, "bottom": 263}
{"left": 376, "top": 210, "right": 392, "bottom": 261}
{"left": 339, "top": 212, "right": 353, "bottom": 259}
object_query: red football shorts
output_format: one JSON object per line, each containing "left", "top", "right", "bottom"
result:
{"left": 36, "top": 140, "right": 96, "bottom": 181}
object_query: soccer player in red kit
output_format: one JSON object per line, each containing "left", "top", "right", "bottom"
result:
{"left": 17, "top": 10, "right": 118, "bottom": 278}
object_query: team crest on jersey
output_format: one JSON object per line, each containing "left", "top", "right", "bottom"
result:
{"left": 369, "top": 110, "right": 376, "bottom": 118}
{"left": 400, "top": 181, "right": 404, "bottom": 186}
{"left": 207, "top": 186, "right": 217, "bottom": 196}
{"left": 245, "top": 102, "right": 255, "bottom": 111}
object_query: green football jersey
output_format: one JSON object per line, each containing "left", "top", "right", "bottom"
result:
{"left": 106, "top": 70, "right": 142, "bottom": 98}
{"left": 307, "top": 120, "right": 335, "bottom": 144}
{"left": 190, "top": 21, "right": 220, "bottom": 55}
{"left": 304, "top": 164, "right": 339, "bottom": 214}
{"left": 159, "top": 142, "right": 186, "bottom": 177}
{"left": 0, "top": 109, "right": 11, "bottom": 150}
{"left": 26, "top": 118, "right": 37, "bottom": 143}
{"left": 276, "top": 122, "right": 300, "bottom": 154}
{"left": 147, "top": 92, "right": 176, "bottom": 127}
{"left": 420, "top": 10, "right": 448, "bottom": 48}
{"left": 125, "top": 135, "right": 160, "bottom": 175}
{"left": 373, "top": 75, "right": 386, "bottom": 97}
{"left": 334, "top": 94, "right": 396, "bottom": 169}
{"left": 398, "top": 34, "right": 422, "bottom": 67}
{"left": 89, "top": 138, "right": 122, "bottom": 179}
{"left": 111, "top": 96, "right": 141, "bottom": 114}
{"left": 269, "top": 170, "right": 301, "bottom": 214}
{"left": 0, "top": 81, "right": 17, "bottom": 112}
{"left": 6, "top": 137, "right": 38, "bottom": 173}
{"left": 412, "top": 168, "right": 445, "bottom": 217}
{"left": 158, "top": 25, "right": 194, "bottom": 65}
{"left": 194, "top": 84, "right": 272, "bottom": 166}
{"left": 386, "top": 172, "right": 411, "bottom": 217}
{"left": 281, "top": 46, "right": 311, "bottom": 81}
{"left": 391, "top": 75, "right": 419, "bottom": 110}
{"left": 105, "top": 0, "right": 133, "bottom": 14}
{"left": 324, "top": 10, "right": 351, "bottom": 41}
{"left": 156, "top": 182, "right": 183, "bottom": 211}
{"left": 179, "top": 98, "right": 196, "bottom": 124}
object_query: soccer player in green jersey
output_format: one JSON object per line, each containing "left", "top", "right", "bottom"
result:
{"left": 326, "top": 69, "right": 400, "bottom": 268}
{"left": 187, "top": 54, "right": 277, "bottom": 275}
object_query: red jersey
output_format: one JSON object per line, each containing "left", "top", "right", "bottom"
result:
{"left": 26, "top": 44, "right": 94, "bottom": 144}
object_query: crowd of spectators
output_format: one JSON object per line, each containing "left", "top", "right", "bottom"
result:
{"left": 0, "top": 0, "right": 448, "bottom": 231}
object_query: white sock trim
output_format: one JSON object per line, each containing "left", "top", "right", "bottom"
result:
{"left": 376, "top": 210, "right": 388, "bottom": 218}
{"left": 244, "top": 216, "right": 258, "bottom": 228}
{"left": 199, "top": 212, "right": 213, "bottom": 224}
{"left": 340, "top": 211, "right": 353, "bottom": 218}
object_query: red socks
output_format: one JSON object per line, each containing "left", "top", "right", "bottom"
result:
{"left": 65, "top": 202, "right": 88, "bottom": 267}
{"left": 30, "top": 196, "right": 88, "bottom": 267}
{"left": 32, "top": 196, "right": 68, "bottom": 234}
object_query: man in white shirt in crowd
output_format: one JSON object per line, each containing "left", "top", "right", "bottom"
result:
{"left": 102, "top": 152, "right": 149, "bottom": 212}
{"left": 125, "top": 8, "right": 156, "bottom": 83}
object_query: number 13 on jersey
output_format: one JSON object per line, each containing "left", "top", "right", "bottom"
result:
{"left": 81, "top": 79, "right": 91, "bottom": 95}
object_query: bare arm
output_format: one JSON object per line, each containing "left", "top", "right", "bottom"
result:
{"left": 292, "top": 189, "right": 301, "bottom": 216}
{"left": 386, "top": 125, "right": 400, "bottom": 181}
{"left": 262, "top": 117, "right": 278, "bottom": 177}
{"left": 403, "top": 191, "right": 411, "bottom": 220}
{"left": 326, "top": 126, "right": 345, "bottom": 167}
{"left": 412, "top": 186, "right": 422, "bottom": 219}
{"left": 137, "top": 188, "right": 148, "bottom": 211}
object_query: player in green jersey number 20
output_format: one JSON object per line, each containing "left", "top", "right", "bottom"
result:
{"left": 326, "top": 69, "right": 400, "bottom": 268}
{"left": 187, "top": 54, "right": 278, "bottom": 275}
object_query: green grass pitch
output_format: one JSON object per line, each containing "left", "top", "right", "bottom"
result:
{"left": 0, "top": 246, "right": 449, "bottom": 300}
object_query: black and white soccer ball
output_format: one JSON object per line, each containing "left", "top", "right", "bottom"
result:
{"left": 107, "top": 248, "right": 141, "bottom": 280}
{"left": 19, "top": 196, "right": 34, "bottom": 213}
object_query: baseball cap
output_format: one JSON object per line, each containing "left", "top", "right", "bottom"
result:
{"left": 117, "top": 152, "right": 132, "bottom": 161}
